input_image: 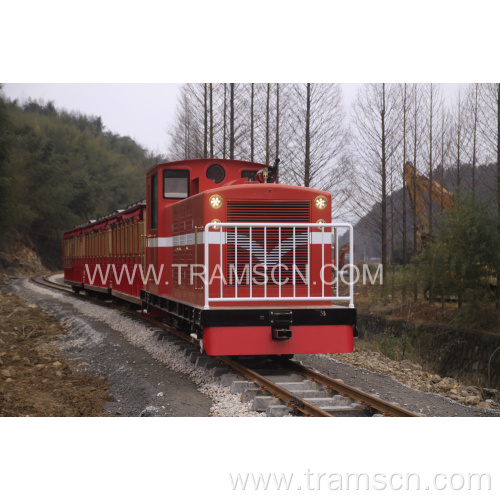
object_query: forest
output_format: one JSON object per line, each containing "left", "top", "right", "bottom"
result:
{"left": 0, "top": 88, "right": 164, "bottom": 267}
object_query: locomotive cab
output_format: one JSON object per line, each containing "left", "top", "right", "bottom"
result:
{"left": 145, "top": 159, "right": 267, "bottom": 299}
{"left": 147, "top": 159, "right": 262, "bottom": 205}
{"left": 142, "top": 158, "right": 356, "bottom": 357}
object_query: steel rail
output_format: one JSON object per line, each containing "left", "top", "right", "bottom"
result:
{"left": 32, "top": 273, "right": 72, "bottom": 293}
{"left": 43, "top": 275, "right": 71, "bottom": 290}
{"left": 218, "top": 356, "right": 333, "bottom": 417}
{"left": 285, "top": 360, "right": 419, "bottom": 417}
{"left": 32, "top": 273, "right": 200, "bottom": 350}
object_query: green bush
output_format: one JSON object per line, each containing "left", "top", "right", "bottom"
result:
{"left": 417, "top": 196, "right": 500, "bottom": 313}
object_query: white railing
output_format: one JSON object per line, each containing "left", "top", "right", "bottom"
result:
{"left": 203, "top": 222, "right": 354, "bottom": 309}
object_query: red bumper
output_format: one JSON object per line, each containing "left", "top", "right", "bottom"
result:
{"left": 202, "top": 325, "right": 353, "bottom": 356}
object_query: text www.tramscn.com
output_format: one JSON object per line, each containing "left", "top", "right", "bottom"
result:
{"left": 229, "top": 470, "right": 492, "bottom": 491}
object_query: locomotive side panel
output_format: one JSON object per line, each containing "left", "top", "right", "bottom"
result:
{"left": 168, "top": 194, "right": 205, "bottom": 305}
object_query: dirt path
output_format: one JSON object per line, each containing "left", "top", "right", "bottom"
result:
{"left": 0, "top": 292, "right": 113, "bottom": 416}
{"left": 2, "top": 280, "right": 214, "bottom": 417}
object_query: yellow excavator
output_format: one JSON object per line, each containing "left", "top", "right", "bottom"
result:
{"left": 404, "top": 161, "right": 454, "bottom": 252}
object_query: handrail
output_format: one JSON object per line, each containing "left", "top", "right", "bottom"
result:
{"left": 203, "top": 222, "right": 354, "bottom": 309}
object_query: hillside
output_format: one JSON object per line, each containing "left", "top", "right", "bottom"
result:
{"left": 344, "top": 163, "right": 498, "bottom": 263}
{"left": 0, "top": 91, "right": 165, "bottom": 269}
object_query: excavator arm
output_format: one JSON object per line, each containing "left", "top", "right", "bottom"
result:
{"left": 404, "top": 161, "right": 454, "bottom": 251}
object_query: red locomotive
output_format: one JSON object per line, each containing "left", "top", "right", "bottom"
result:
{"left": 62, "top": 159, "right": 356, "bottom": 356}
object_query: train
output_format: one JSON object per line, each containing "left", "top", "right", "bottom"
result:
{"left": 62, "top": 158, "right": 356, "bottom": 357}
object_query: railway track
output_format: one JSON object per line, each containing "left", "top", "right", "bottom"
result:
{"left": 33, "top": 272, "right": 73, "bottom": 292}
{"left": 30, "top": 272, "right": 418, "bottom": 418}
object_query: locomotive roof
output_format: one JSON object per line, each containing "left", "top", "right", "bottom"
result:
{"left": 145, "top": 158, "right": 270, "bottom": 176}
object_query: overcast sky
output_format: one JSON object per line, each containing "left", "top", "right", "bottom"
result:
{"left": 2, "top": 83, "right": 182, "bottom": 155}
{"left": 2, "top": 83, "right": 461, "bottom": 156}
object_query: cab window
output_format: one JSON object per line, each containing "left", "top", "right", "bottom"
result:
{"left": 163, "top": 170, "right": 190, "bottom": 199}
{"left": 241, "top": 170, "right": 258, "bottom": 181}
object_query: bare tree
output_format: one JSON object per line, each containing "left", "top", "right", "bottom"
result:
{"left": 229, "top": 83, "right": 235, "bottom": 159}
{"left": 209, "top": 83, "right": 214, "bottom": 157}
{"left": 168, "top": 83, "right": 344, "bottom": 193}
{"left": 437, "top": 105, "right": 454, "bottom": 209}
{"left": 284, "top": 83, "right": 348, "bottom": 191}
{"left": 411, "top": 84, "right": 425, "bottom": 299}
{"left": 351, "top": 83, "right": 402, "bottom": 284}
{"left": 223, "top": 84, "right": 227, "bottom": 158}
{"left": 479, "top": 83, "right": 500, "bottom": 307}
{"left": 177, "top": 83, "right": 226, "bottom": 160}
{"left": 452, "top": 86, "right": 465, "bottom": 196}
{"left": 400, "top": 83, "right": 412, "bottom": 298}
{"left": 168, "top": 85, "right": 203, "bottom": 160}
{"left": 304, "top": 83, "right": 311, "bottom": 187}
{"left": 203, "top": 84, "right": 208, "bottom": 158}
{"left": 479, "top": 83, "right": 500, "bottom": 208}
{"left": 250, "top": 83, "right": 254, "bottom": 162}
{"left": 265, "top": 83, "right": 270, "bottom": 164}
{"left": 423, "top": 83, "right": 443, "bottom": 238}
{"left": 458, "top": 83, "right": 486, "bottom": 199}
{"left": 276, "top": 83, "right": 280, "bottom": 159}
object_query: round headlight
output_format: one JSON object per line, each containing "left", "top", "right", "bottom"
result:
{"left": 209, "top": 194, "right": 223, "bottom": 209}
{"left": 316, "top": 219, "right": 326, "bottom": 230}
{"left": 314, "top": 195, "right": 328, "bottom": 210}
{"left": 210, "top": 219, "right": 221, "bottom": 230}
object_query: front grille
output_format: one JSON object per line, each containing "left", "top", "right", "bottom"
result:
{"left": 226, "top": 201, "right": 311, "bottom": 287}
{"left": 227, "top": 201, "right": 311, "bottom": 223}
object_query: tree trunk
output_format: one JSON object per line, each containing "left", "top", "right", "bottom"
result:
{"left": 496, "top": 83, "right": 500, "bottom": 309}
{"left": 275, "top": 83, "right": 280, "bottom": 160}
{"left": 265, "top": 83, "right": 270, "bottom": 165}
{"left": 381, "top": 83, "right": 387, "bottom": 293}
{"left": 428, "top": 85, "right": 433, "bottom": 238}
{"left": 390, "top": 159, "right": 395, "bottom": 300}
{"left": 250, "top": 83, "right": 254, "bottom": 162}
{"left": 209, "top": 83, "right": 213, "bottom": 158}
{"left": 413, "top": 84, "right": 418, "bottom": 301}
{"left": 304, "top": 83, "right": 311, "bottom": 187}
{"left": 457, "top": 88, "right": 461, "bottom": 196}
{"left": 223, "top": 84, "right": 227, "bottom": 158}
{"left": 203, "top": 83, "right": 208, "bottom": 158}
{"left": 402, "top": 84, "right": 407, "bottom": 299}
{"left": 497, "top": 83, "right": 500, "bottom": 230}
{"left": 472, "top": 84, "right": 478, "bottom": 199}
{"left": 230, "top": 83, "right": 235, "bottom": 160}
{"left": 440, "top": 107, "right": 446, "bottom": 215}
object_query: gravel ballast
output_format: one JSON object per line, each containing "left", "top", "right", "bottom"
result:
{"left": 296, "top": 353, "right": 500, "bottom": 417}
{"left": 7, "top": 279, "right": 262, "bottom": 417}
